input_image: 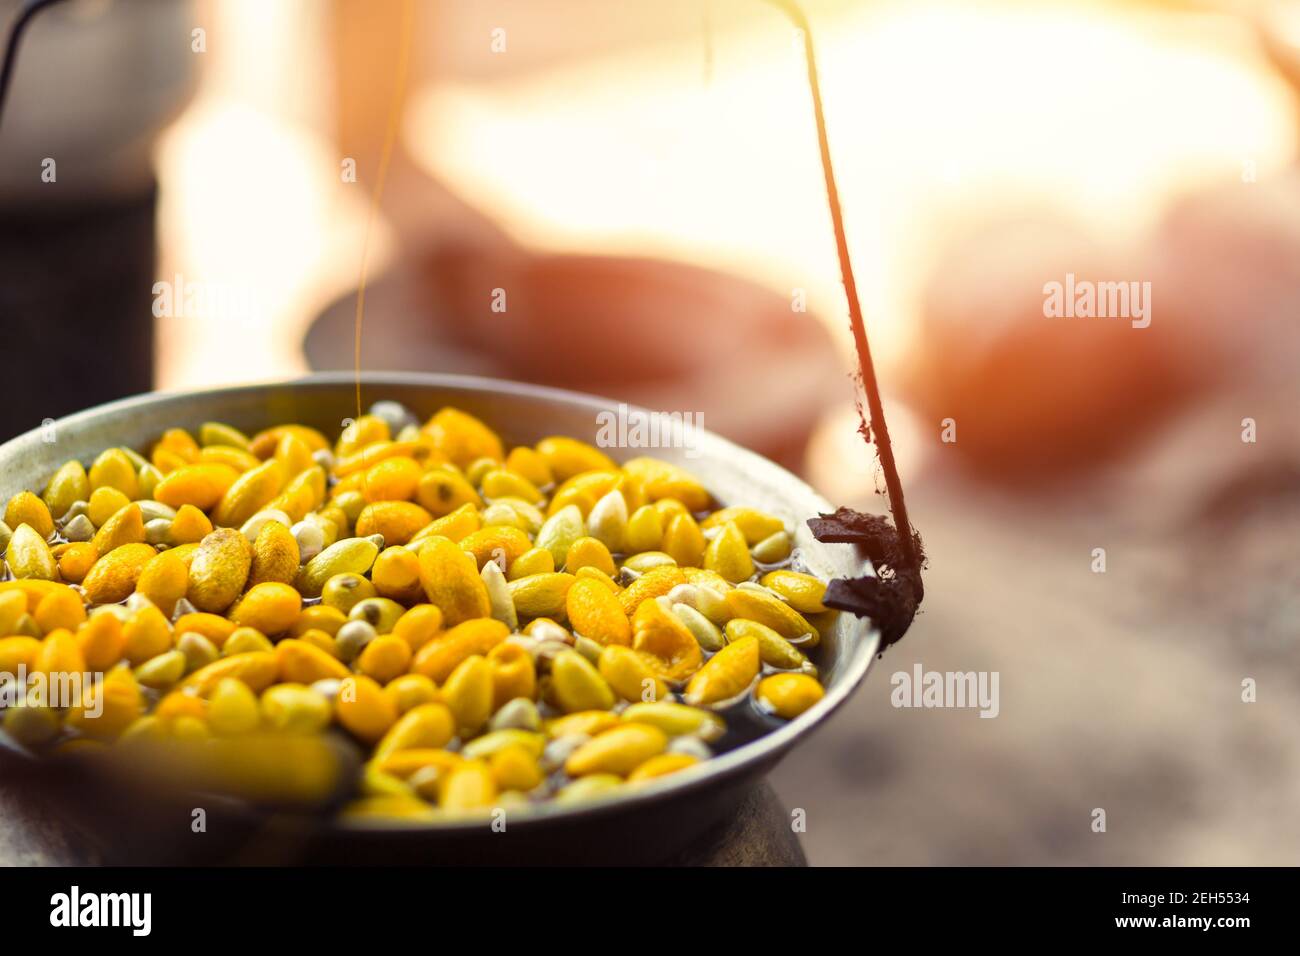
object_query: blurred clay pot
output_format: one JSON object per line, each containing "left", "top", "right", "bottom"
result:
{"left": 903, "top": 213, "right": 1211, "bottom": 482}
{"left": 305, "top": 243, "right": 846, "bottom": 472}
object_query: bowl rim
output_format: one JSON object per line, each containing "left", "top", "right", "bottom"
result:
{"left": 0, "top": 371, "right": 881, "bottom": 835}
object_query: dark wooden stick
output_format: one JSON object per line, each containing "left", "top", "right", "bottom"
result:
{"left": 761, "top": 0, "right": 919, "bottom": 572}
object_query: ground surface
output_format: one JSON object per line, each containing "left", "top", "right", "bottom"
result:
{"left": 773, "top": 399, "right": 1300, "bottom": 865}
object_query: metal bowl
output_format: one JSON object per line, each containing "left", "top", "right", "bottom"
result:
{"left": 0, "top": 372, "right": 880, "bottom": 863}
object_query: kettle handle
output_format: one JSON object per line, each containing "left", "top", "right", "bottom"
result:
{"left": 0, "top": 0, "right": 72, "bottom": 128}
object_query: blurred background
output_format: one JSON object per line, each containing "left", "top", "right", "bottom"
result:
{"left": 1, "top": 0, "right": 1297, "bottom": 863}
